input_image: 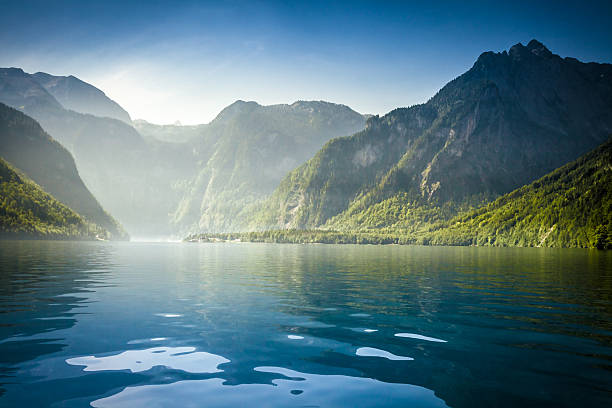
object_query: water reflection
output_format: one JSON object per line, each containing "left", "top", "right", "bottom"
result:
{"left": 0, "top": 242, "right": 610, "bottom": 407}
{"left": 0, "top": 241, "right": 116, "bottom": 396}
{"left": 67, "top": 347, "right": 229, "bottom": 373}
{"left": 395, "top": 333, "right": 447, "bottom": 343}
{"left": 356, "top": 347, "right": 414, "bottom": 361}
{"left": 92, "top": 366, "right": 448, "bottom": 408}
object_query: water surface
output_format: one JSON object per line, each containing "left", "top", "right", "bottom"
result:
{"left": 0, "top": 241, "right": 610, "bottom": 407}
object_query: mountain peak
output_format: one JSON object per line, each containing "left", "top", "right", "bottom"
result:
{"left": 0, "top": 67, "right": 27, "bottom": 77}
{"left": 212, "top": 100, "right": 260, "bottom": 123}
{"left": 508, "top": 39, "right": 554, "bottom": 60}
{"left": 31, "top": 71, "right": 132, "bottom": 123}
{"left": 526, "top": 39, "right": 553, "bottom": 57}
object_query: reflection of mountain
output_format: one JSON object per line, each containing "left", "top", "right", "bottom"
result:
{"left": 0, "top": 242, "right": 114, "bottom": 396}
{"left": 0, "top": 243, "right": 609, "bottom": 406}
{"left": 240, "top": 245, "right": 612, "bottom": 408}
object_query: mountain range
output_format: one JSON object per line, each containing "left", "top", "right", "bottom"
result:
{"left": 0, "top": 68, "right": 367, "bottom": 237}
{"left": 172, "top": 100, "right": 366, "bottom": 234}
{"left": 0, "top": 39, "right": 610, "bottom": 247}
{"left": 248, "top": 40, "right": 612, "bottom": 234}
{"left": 0, "top": 68, "right": 193, "bottom": 237}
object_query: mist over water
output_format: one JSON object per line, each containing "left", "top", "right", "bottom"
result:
{"left": 0, "top": 241, "right": 610, "bottom": 407}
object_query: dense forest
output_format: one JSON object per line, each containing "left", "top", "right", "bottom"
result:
{"left": 0, "top": 159, "right": 104, "bottom": 239}
{"left": 187, "top": 137, "right": 611, "bottom": 249}
{"left": 424, "top": 137, "right": 612, "bottom": 249}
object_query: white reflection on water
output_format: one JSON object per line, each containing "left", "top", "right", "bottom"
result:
{"left": 347, "top": 327, "right": 378, "bottom": 333}
{"left": 395, "top": 333, "right": 447, "bottom": 343}
{"left": 66, "top": 347, "right": 229, "bottom": 373}
{"left": 155, "top": 313, "right": 183, "bottom": 318}
{"left": 127, "top": 337, "right": 169, "bottom": 345}
{"left": 356, "top": 347, "right": 414, "bottom": 361}
{"left": 91, "top": 366, "right": 448, "bottom": 408}
{"left": 287, "top": 335, "right": 304, "bottom": 340}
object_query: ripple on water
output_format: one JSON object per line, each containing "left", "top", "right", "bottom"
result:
{"left": 348, "top": 328, "right": 378, "bottom": 333}
{"left": 90, "top": 366, "right": 447, "bottom": 408}
{"left": 293, "top": 320, "right": 335, "bottom": 328}
{"left": 155, "top": 313, "right": 183, "bottom": 318}
{"left": 127, "top": 338, "right": 169, "bottom": 345}
{"left": 66, "top": 347, "right": 229, "bottom": 373}
{"left": 395, "top": 333, "right": 447, "bottom": 343}
{"left": 356, "top": 347, "right": 413, "bottom": 361}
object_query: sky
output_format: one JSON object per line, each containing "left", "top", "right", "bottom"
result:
{"left": 1, "top": 0, "right": 611, "bottom": 124}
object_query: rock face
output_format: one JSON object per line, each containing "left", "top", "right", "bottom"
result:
{"left": 32, "top": 72, "right": 132, "bottom": 124}
{"left": 251, "top": 40, "right": 612, "bottom": 231}
{"left": 172, "top": 100, "right": 367, "bottom": 233}
{"left": 0, "top": 103, "right": 127, "bottom": 239}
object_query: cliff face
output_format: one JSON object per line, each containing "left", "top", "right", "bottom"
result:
{"left": 252, "top": 40, "right": 612, "bottom": 231}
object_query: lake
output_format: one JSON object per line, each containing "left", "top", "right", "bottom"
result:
{"left": 0, "top": 241, "right": 610, "bottom": 407}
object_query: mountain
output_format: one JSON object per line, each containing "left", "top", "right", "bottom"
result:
{"left": 425, "top": 137, "right": 612, "bottom": 248}
{"left": 133, "top": 120, "right": 205, "bottom": 144}
{"left": 0, "top": 158, "right": 101, "bottom": 239}
{"left": 0, "top": 68, "right": 194, "bottom": 237}
{"left": 250, "top": 40, "right": 612, "bottom": 231}
{"left": 172, "top": 100, "right": 367, "bottom": 233}
{"left": 189, "top": 137, "right": 612, "bottom": 249}
{"left": 0, "top": 158, "right": 90, "bottom": 239}
{"left": 32, "top": 72, "right": 132, "bottom": 123}
{"left": 0, "top": 103, "right": 126, "bottom": 239}
{"left": 0, "top": 68, "right": 365, "bottom": 237}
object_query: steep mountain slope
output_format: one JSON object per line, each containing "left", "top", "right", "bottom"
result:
{"left": 251, "top": 40, "right": 612, "bottom": 231}
{"left": 0, "top": 68, "right": 196, "bottom": 237}
{"left": 32, "top": 72, "right": 132, "bottom": 123}
{"left": 173, "top": 100, "right": 367, "bottom": 233}
{"left": 0, "top": 68, "right": 366, "bottom": 237}
{"left": 425, "top": 137, "right": 612, "bottom": 248}
{"left": 0, "top": 158, "right": 100, "bottom": 239}
{"left": 0, "top": 103, "right": 126, "bottom": 239}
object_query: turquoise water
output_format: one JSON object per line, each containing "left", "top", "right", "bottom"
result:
{"left": 0, "top": 241, "right": 610, "bottom": 407}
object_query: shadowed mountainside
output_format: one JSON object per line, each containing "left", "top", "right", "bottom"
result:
{"left": 249, "top": 40, "right": 612, "bottom": 233}
{"left": 0, "top": 103, "right": 126, "bottom": 239}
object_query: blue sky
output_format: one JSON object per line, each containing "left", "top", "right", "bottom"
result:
{"left": 1, "top": 0, "right": 611, "bottom": 124}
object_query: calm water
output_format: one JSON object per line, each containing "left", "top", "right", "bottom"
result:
{"left": 0, "top": 241, "right": 611, "bottom": 407}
